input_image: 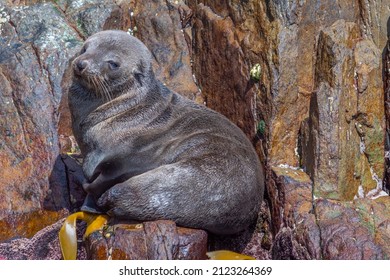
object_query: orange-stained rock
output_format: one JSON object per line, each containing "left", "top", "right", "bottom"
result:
{"left": 268, "top": 165, "right": 390, "bottom": 260}
{"left": 189, "top": 1, "right": 275, "bottom": 160}
{"left": 261, "top": 0, "right": 362, "bottom": 167}
{"left": 0, "top": 2, "right": 84, "bottom": 239}
{"left": 191, "top": 4, "right": 255, "bottom": 138}
{"left": 129, "top": 0, "right": 199, "bottom": 100}
{"left": 0, "top": 209, "right": 67, "bottom": 243}
{"left": 0, "top": 219, "right": 84, "bottom": 260}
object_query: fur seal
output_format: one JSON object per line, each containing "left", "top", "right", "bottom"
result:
{"left": 68, "top": 30, "right": 264, "bottom": 235}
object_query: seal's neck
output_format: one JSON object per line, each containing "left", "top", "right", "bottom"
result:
{"left": 105, "top": 71, "right": 164, "bottom": 109}
{"left": 78, "top": 73, "right": 170, "bottom": 131}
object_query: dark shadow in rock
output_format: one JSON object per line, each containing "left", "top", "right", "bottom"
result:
{"left": 45, "top": 154, "right": 86, "bottom": 212}
{"left": 207, "top": 223, "right": 256, "bottom": 253}
{"left": 271, "top": 227, "right": 312, "bottom": 260}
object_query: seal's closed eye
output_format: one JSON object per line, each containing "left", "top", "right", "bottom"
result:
{"left": 107, "top": 60, "right": 120, "bottom": 70}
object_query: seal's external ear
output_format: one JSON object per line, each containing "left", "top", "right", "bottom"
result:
{"left": 133, "top": 60, "right": 146, "bottom": 87}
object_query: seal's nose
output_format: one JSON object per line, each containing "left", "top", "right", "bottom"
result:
{"left": 76, "top": 60, "right": 88, "bottom": 72}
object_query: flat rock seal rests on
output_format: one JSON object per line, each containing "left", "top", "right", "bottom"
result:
{"left": 68, "top": 30, "right": 265, "bottom": 235}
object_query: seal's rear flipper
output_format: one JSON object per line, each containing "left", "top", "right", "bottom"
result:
{"left": 81, "top": 194, "right": 105, "bottom": 214}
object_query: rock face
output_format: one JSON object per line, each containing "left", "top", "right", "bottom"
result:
{"left": 268, "top": 167, "right": 321, "bottom": 259}
{"left": 0, "top": 2, "right": 84, "bottom": 241}
{"left": 316, "top": 197, "right": 390, "bottom": 259}
{"left": 301, "top": 20, "right": 384, "bottom": 200}
{"left": 0, "top": 0, "right": 389, "bottom": 259}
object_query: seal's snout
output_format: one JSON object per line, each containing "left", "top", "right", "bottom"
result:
{"left": 73, "top": 57, "right": 91, "bottom": 77}
{"left": 75, "top": 59, "right": 89, "bottom": 73}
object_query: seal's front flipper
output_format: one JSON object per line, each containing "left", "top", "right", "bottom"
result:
{"left": 81, "top": 194, "right": 104, "bottom": 214}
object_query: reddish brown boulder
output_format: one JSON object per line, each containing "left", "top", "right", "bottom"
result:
{"left": 129, "top": 0, "right": 199, "bottom": 100}
{"left": 268, "top": 167, "right": 321, "bottom": 259}
{"left": 316, "top": 197, "right": 390, "bottom": 259}
{"left": 85, "top": 220, "right": 207, "bottom": 260}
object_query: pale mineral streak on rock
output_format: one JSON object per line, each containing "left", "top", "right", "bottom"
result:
{"left": 355, "top": 185, "right": 365, "bottom": 200}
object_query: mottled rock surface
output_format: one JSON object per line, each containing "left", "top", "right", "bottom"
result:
{"left": 301, "top": 20, "right": 384, "bottom": 200}
{"left": 0, "top": 219, "right": 86, "bottom": 260}
{"left": 129, "top": 0, "right": 199, "bottom": 99}
{"left": 0, "top": 218, "right": 208, "bottom": 260}
{"left": 315, "top": 197, "right": 390, "bottom": 259}
{"left": 0, "top": 0, "right": 389, "bottom": 259}
{"left": 269, "top": 167, "right": 321, "bottom": 260}
{"left": 0, "top": 2, "right": 84, "bottom": 241}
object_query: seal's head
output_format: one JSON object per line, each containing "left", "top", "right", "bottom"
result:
{"left": 72, "top": 30, "right": 153, "bottom": 99}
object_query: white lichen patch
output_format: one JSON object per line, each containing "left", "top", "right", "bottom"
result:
{"left": 294, "top": 137, "right": 300, "bottom": 158}
{"left": 327, "top": 96, "right": 334, "bottom": 112}
{"left": 358, "top": 185, "right": 364, "bottom": 198}
{"left": 0, "top": 7, "right": 10, "bottom": 30}
{"left": 11, "top": 6, "right": 28, "bottom": 12}
{"left": 26, "top": 5, "right": 81, "bottom": 52}
{"left": 167, "top": 0, "right": 181, "bottom": 4}
{"left": 250, "top": 63, "right": 262, "bottom": 82}
{"left": 277, "top": 163, "right": 303, "bottom": 171}
{"left": 68, "top": 0, "right": 86, "bottom": 10}
{"left": 370, "top": 190, "right": 389, "bottom": 200}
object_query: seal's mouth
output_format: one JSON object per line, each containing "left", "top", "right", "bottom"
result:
{"left": 73, "top": 71, "right": 115, "bottom": 101}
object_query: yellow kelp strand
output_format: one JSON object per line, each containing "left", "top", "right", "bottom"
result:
{"left": 59, "top": 212, "right": 108, "bottom": 260}
{"left": 207, "top": 250, "right": 256, "bottom": 260}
